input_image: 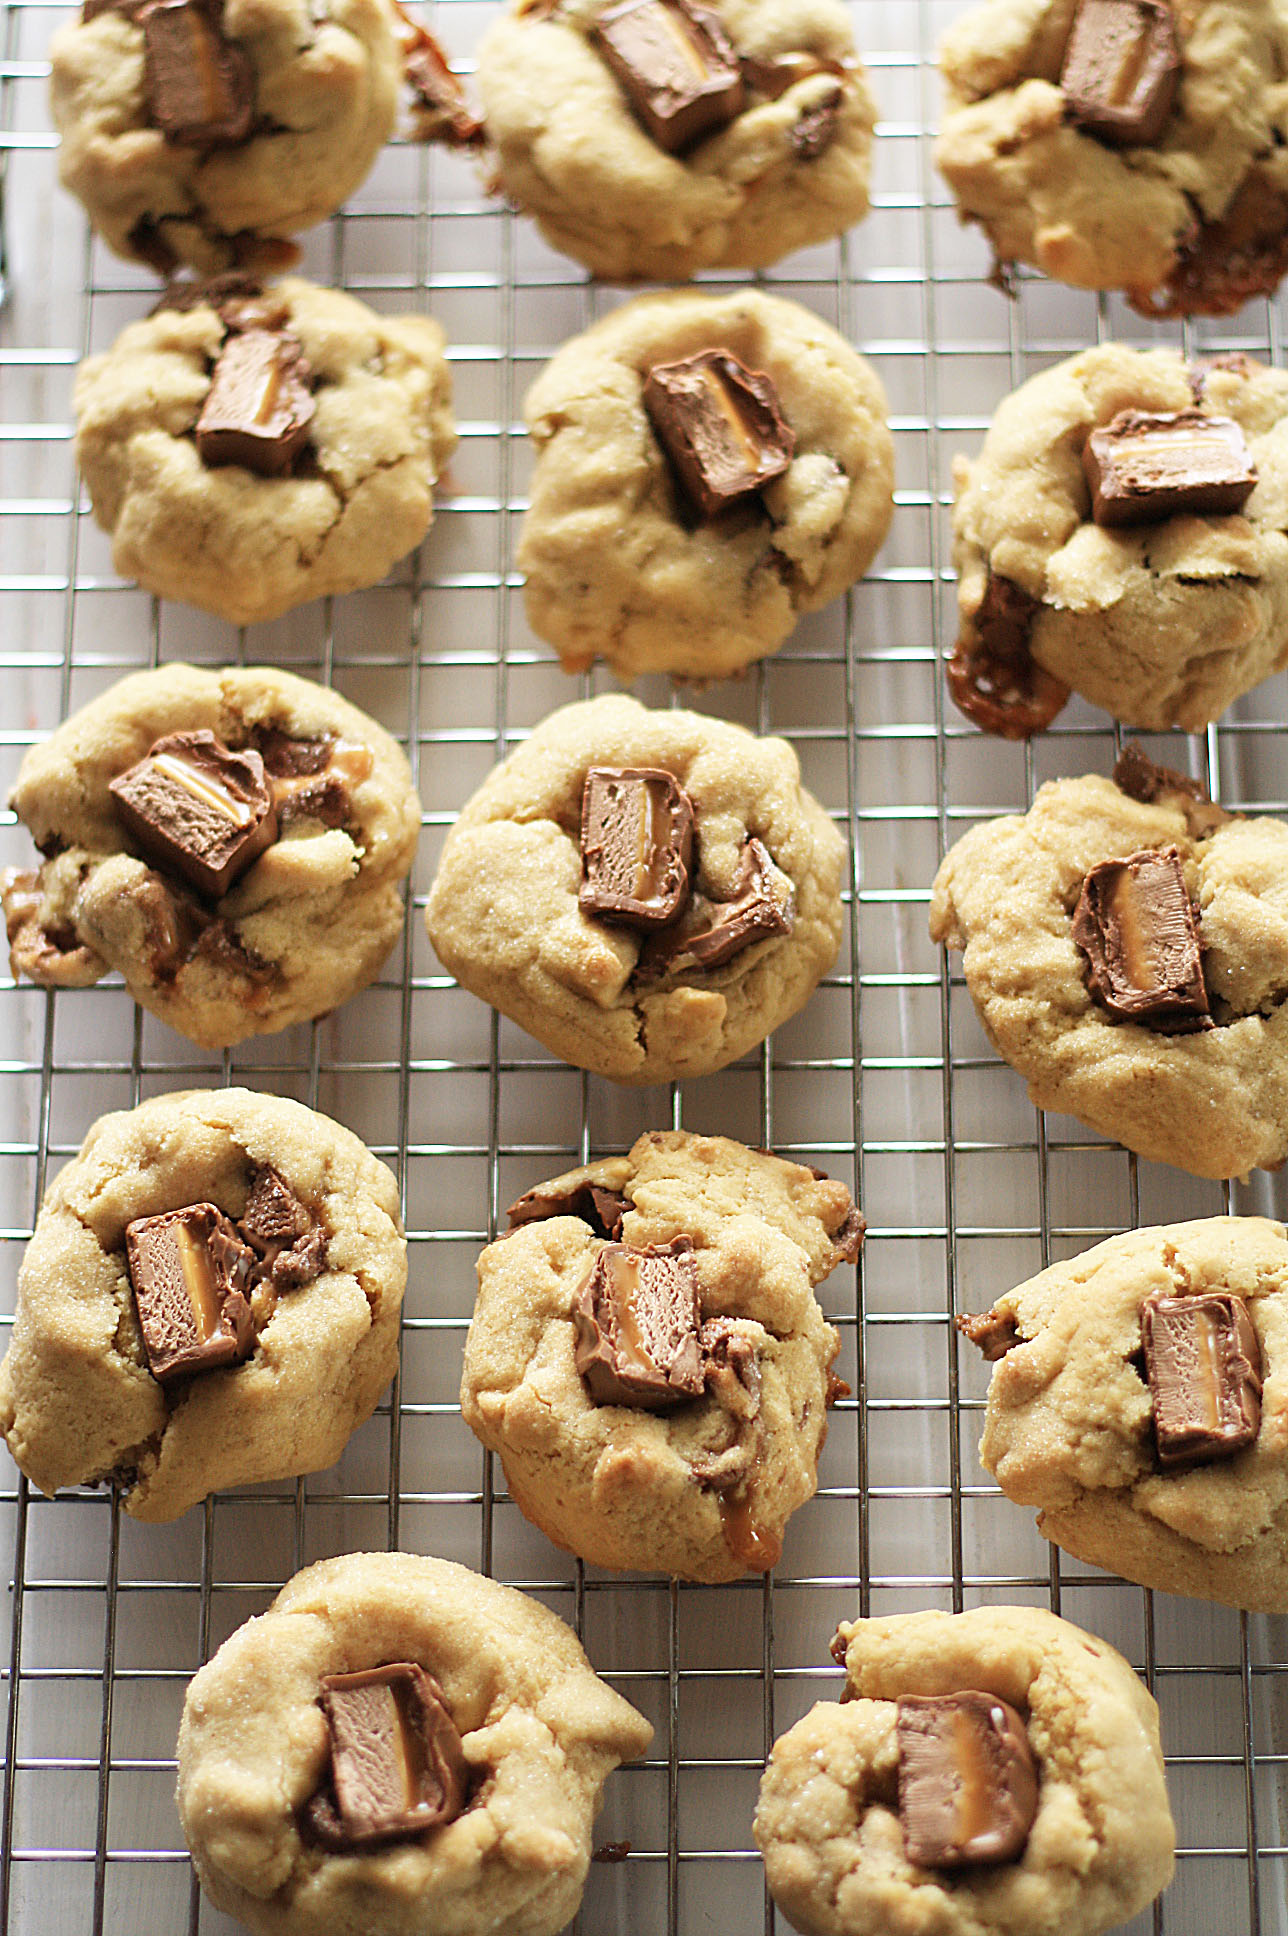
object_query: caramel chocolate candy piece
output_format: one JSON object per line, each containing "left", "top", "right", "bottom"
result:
{"left": 1060, "top": 0, "right": 1179, "bottom": 149}
{"left": 195, "top": 327, "right": 315, "bottom": 477}
{"left": 946, "top": 574, "right": 1069, "bottom": 740}
{"left": 143, "top": 0, "right": 256, "bottom": 149}
{"left": 110, "top": 730, "right": 278, "bottom": 901}
{"left": 643, "top": 349, "right": 794, "bottom": 519}
{"left": 573, "top": 1239, "right": 705, "bottom": 1410}
{"left": 592, "top": 0, "right": 744, "bottom": 154}
{"left": 1072, "top": 845, "right": 1211, "bottom": 1031}
{"left": 403, "top": 22, "right": 486, "bottom": 148}
{"left": 579, "top": 767, "right": 695, "bottom": 929}
{"left": 1113, "top": 742, "right": 1232, "bottom": 837}
{"left": 309, "top": 1663, "right": 470, "bottom": 1850}
{"left": 1083, "top": 408, "right": 1257, "bottom": 527}
{"left": 1142, "top": 1291, "right": 1262, "bottom": 1468}
{"left": 638, "top": 836, "right": 793, "bottom": 977}
{"left": 955, "top": 1309, "right": 1021, "bottom": 1361}
{"left": 125, "top": 1203, "right": 255, "bottom": 1382}
{"left": 506, "top": 1178, "right": 629, "bottom": 1240}
{"left": 240, "top": 1165, "right": 327, "bottom": 1290}
{"left": 897, "top": 1692, "right": 1039, "bottom": 1870}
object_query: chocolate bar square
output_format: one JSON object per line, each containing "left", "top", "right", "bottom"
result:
{"left": 110, "top": 729, "right": 278, "bottom": 901}
{"left": 196, "top": 327, "right": 315, "bottom": 477}
{"left": 579, "top": 767, "right": 695, "bottom": 929}
{"left": 1083, "top": 409, "right": 1257, "bottom": 527}
{"left": 311, "top": 1663, "right": 470, "bottom": 1849}
{"left": 1142, "top": 1291, "right": 1262, "bottom": 1467}
{"left": 642, "top": 349, "right": 794, "bottom": 519}
{"left": 1061, "top": 0, "right": 1179, "bottom": 148}
{"left": 1071, "top": 846, "right": 1211, "bottom": 1031}
{"left": 897, "top": 1691, "right": 1039, "bottom": 1869}
{"left": 592, "top": 0, "right": 744, "bottom": 153}
{"left": 125, "top": 1203, "right": 255, "bottom": 1382}
{"left": 142, "top": 0, "right": 255, "bottom": 149}
{"left": 573, "top": 1240, "right": 705, "bottom": 1409}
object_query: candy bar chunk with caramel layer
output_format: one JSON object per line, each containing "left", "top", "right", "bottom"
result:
{"left": 897, "top": 1690, "right": 1039, "bottom": 1869}
{"left": 643, "top": 349, "right": 794, "bottom": 519}
{"left": 109, "top": 729, "right": 278, "bottom": 901}
{"left": 196, "top": 327, "right": 315, "bottom": 477}
{"left": 579, "top": 768, "right": 694, "bottom": 929}
{"left": 142, "top": 0, "right": 256, "bottom": 148}
{"left": 573, "top": 1240, "right": 705, "bottom": 1410}
{"left": 1071, "top": 846, "right": 1210, "bottom": 1032}
{"left": 592, "top": 0, "right": 744, "bottom": 153}
{"left": 1060, "top": 0, "right": 1179, "bottom": 149}
{"left": 637, "top": 834, "right": 793, "bottom": 978}
{"left": 308, "top": 1663, "right": 470, "bottom": 1849}
{"left": 125, "top": 1203, "right": 256, "bottom": 1382}
{"left": 1142, "top": 1290, "right": 1262, "bottom": 1468}
{"left": 1083, "top": 409, "right": 1257, "bottom": 528}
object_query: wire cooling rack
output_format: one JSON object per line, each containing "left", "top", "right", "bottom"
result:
{"left": 2, "top": 1, "right": 1288, "bottom": 1930}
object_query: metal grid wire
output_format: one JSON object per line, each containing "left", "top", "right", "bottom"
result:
{"left": 1, "top": 0, "right": 1287, "bottom": 1928}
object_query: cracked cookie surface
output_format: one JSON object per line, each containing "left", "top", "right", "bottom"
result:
{"left": 50, "top": 0, "right": 399, "bottom": 274}
{"left": 929, "top": 761, "right": 1288, "bottom": 1177}
{"left": 476, "top": 0, "right": 875, "bottom": 281}
{"left": 755, "top": 1605, "right": 1174, "bottom": 1936}
{"left": 936, "top": 0, "right": 1288, "bottom": 315}
{"left": 74, "top": 276, "right": 456, "bottom": 624}
{"left": 519, "top": 289, "right": 894, "bottom": 682}
{"left": 959, "top": 1216, "right": 1288, "bottom": 1611}
{"left": 177, "top": 1549, "right": 653, "bottom": 1936}
{"left": 424, "top": 694, "right": 846, "bottom": 1084}
{"left": 1, "top": 663, "right": 420, "bottom": 1048}
{"left": 951, "top": 344, "right": 1288, "bottom": 733}
{"left": 461, "top": 1131, "right": 860, "bottom": 1582}
{"left": 0, "top": 1088, "right": 405, "bottom": 1521}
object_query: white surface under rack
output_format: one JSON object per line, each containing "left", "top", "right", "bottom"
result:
{"left": 1, "top": 1, "right": 1287, "bottom": 1930}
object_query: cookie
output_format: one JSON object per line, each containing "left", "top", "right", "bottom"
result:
{"left": 928, "top": 745, "right": 1288, "bottom": 1178}
{"left": 1, "top": 664, "right": 420, "bottom": 1049}
{"left": 461, "top": 1129, "right": 860, "bottom": 1582}
{"left": 755, "top": 1605, "right": 1174, "bottom": 1936}
{"left": 475, "top": 0, "right": 876, "bottom": 282}
{"left": 425, "top": 694, "right": 845, "bottom": 1084}
{"left": 519, "top": 289, "right": 894, "bottom": 682}
{"left": 177, "top": 1549, "right": 653, "bottom": 1936}
{"left": 73, "top": 275, "right": 456, "bottom": 624}
{"left": 958, "top": 1216, "right": 1288, "bottom": 1612}
{"left": 50, "top": 0, "right": 400, "bottom": 274}
{"left": 948, "top": 344, "right": 1288, "bottom": 736}
{"left": 936, "top": 0, "right": 1288, "bottom": 317}
{"left": 0, "top": 1088, "right": 405, "bottom": 1522}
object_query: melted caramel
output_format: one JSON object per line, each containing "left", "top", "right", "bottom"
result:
{"left": 718, "top": 1489, "right": 781, "bottom": 1572}
{"left": 152, "top": 750, "right": 255, "bottom": 827}
{"left": 950, "top": 1705, "right": 997, "bottom": 1848}
{"left": 174, "top": 1222, "right": 222, "bottom": 1341}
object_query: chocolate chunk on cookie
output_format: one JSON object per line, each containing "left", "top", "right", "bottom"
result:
{"left": 937, "top": 0, "right": 1288, "bottom": 315}
{"left": 756, "top": 1606, "right": 1174, "bottom": 1936}
{"left": 0, "top": 1088, "right": 405, "bottom": 1521}
{"left": 949, "top": 344, "right": 1288, "bottom": 734}
{"left": 520, "top": 289, "right": 893, "bottom": 683}
{"left": 2, "top": 664, "right": 420, "bottom": 1049}
{"left": 73, "top": 277, "right": 455, "bottom": 625}
{"left": 425, "top": 693, "right": 844, "bottom": 1085}
{"left": 930, "top": 762, "right": 1288, "bottom": 1177}
{"left": 476, "top": 0, "right": 877, "bottom": 281}
{"left": 50, "top": 0, "right": 399, "bottom": 272}
{"left": 461, "top": 1130, "right": 859, "bottom": 1582}
{"left": 178, "top": 1551, "right": 652, "bottom": 1936}
{"left": 960, "top": 1216, "right": 1288, "bottom": 1611}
